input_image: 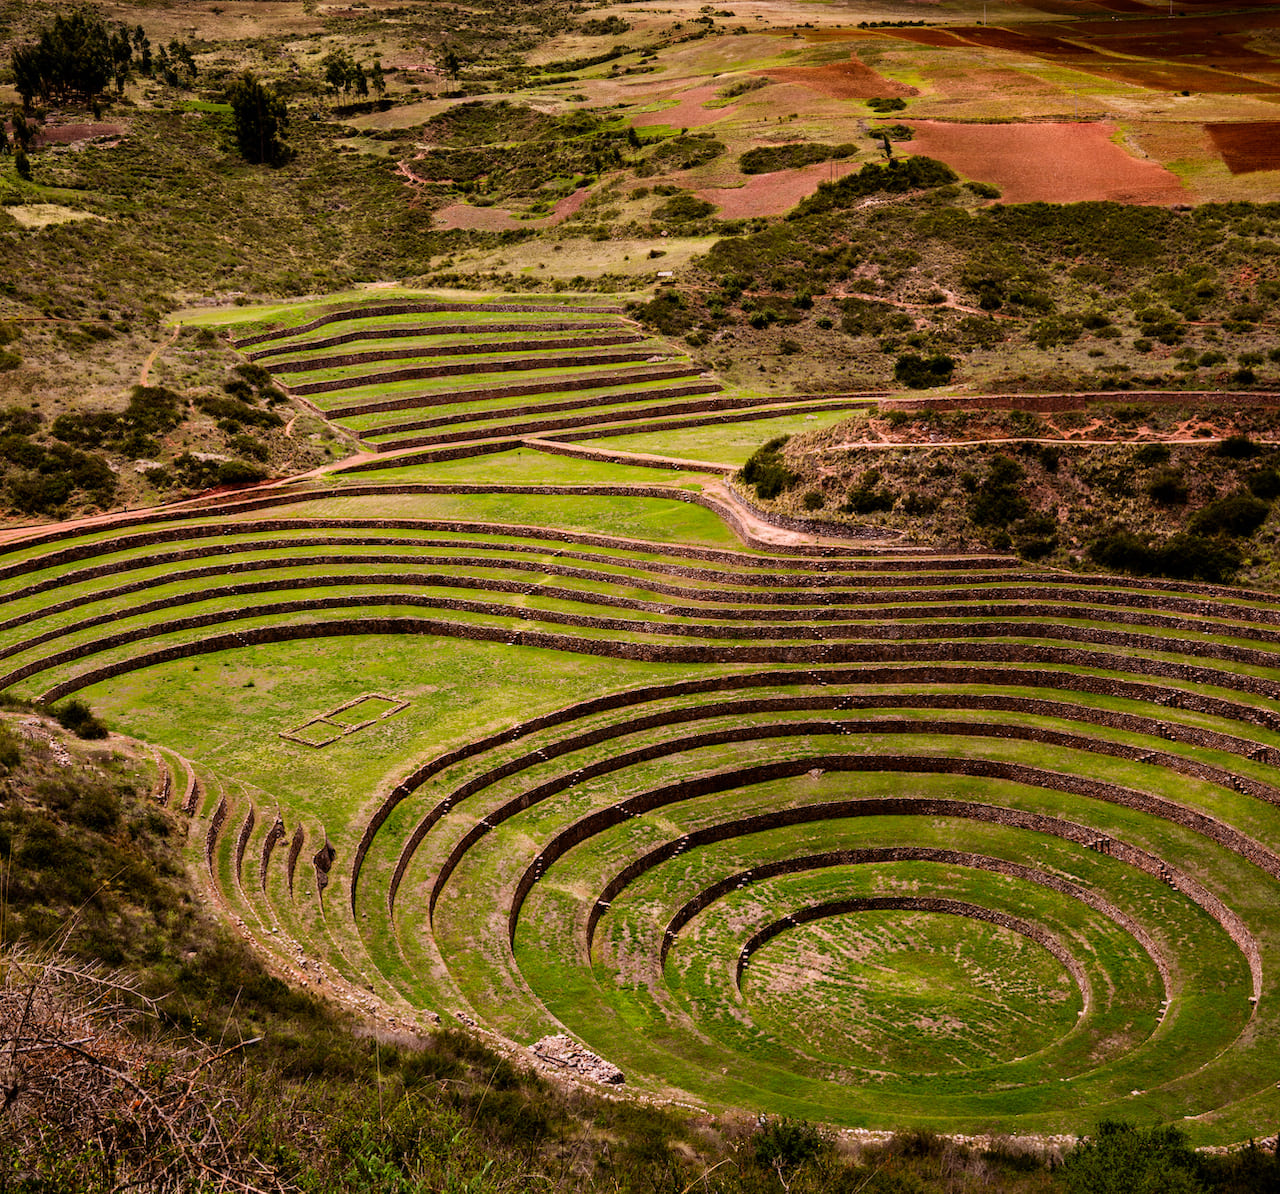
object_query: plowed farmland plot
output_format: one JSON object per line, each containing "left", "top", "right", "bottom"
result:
{"left": 7, "top": 432, "right": 1280, "bottom": 1141}
{"left": 1207, "top": 122, "right": 1280, "bottom": 174}
{"left": 904, "top": 121, "right": 1187, "bottom": 205}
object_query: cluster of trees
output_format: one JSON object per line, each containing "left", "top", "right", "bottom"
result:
{"left": 227, "top": 72, "right": 289, "bottom": 165}
{"left": 320, "top": 50, "right": 386, "bottom": 101}
{"left": 8, "top": 10, "right": 198, "bottom": 108}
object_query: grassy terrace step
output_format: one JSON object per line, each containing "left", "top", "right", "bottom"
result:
{"left": 357, "top": 390, "right": 825, "bottom": 450}
{"left": 264, "top": 331, "right": 648, "bottom": 374}
{"left": 14, "top": 442, "right": 1280, "bottom": 1139}
{"left": 250, "top": 320, "right": 635, "bottom": 359}
{"left": 344, "top": 377, "right": 725, "bottom": 436}
{"left": 313, "top": 363, "right": 709, "bottom": 417}
{"left": 232, "top": 300, "right": 626, "bottom": 349}
{"left": 283, "top": 347, "right": 682, "bottom": 396}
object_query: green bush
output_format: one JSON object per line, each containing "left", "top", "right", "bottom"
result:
{"left": 801, "top": 490, "right": 825, "bottom": 510}
{"left": 739, "top": 436, "right": 798, "bottom": 501}
{"left": 970, "top": 455, "right": 1028, "bottom": 527}
{"left": 1147, "top": 468, "right": 1188, "bottom": 505}
{"left": 1217, "top": 434, "right": 1261, "bottom": 459}
{"left": 739, "top": 142, "right": 857, "bottom": 174}
{"left": 964, "top": 180, "right": 1001, "bottom": 199}
{"left": 1061, "top": 1121, "right": 1204, "bottom": 1194}
{"left": 1188, "top": 490, "right": 1270, "bottom": 537}
{"left": 893, "top": 353, "right": 954, "bottom": 389}
{"left": 790, "top": 156, "right": 958, "bottom": 218}
{"left": 653, "top": 192, "right": 715, "bottom": 222}
{"left": 1245, "top": 468, "right": 1280, "bottom": 500}
{"left": 1088, "top": 526, "right": 1242, "bottom": 583}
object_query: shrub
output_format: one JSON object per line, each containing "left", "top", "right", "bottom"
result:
{"left": 1188, "top": 490, "right": 1270, "bottom": 538}
{"left": 653, "top": 193, "right": 715, "bottom": 222}
{"left": 969, "top": 455, "right": 1028, "bottom": 527}
{"left": 802, "top": 490, "right": 825, "bottom": 510}
{"left": 1245, "top": 468, "right": 1280, "bottom": 500}
{"left": 964, "top": 180, "right": 1001, "bottom": 199}
{"left": 1147, "top": 469, "right": 1188, "bottom": 504}
{"left": 867, "top": 97, "right": 906, "bottom": 112}
{"left": 216, "top": 460, "right": 268, "bottom": 486}
{"left": 1061, "top": 1121, "right": 1203, "bottom": 1194}
{"left": 893, "top": 353, "right": 954, "bottom": 389}
{"left": 739, "top": 436, "right": 798, "bottom": 501}
{"left": 753, "top": 1117, "right": 826, "bottom": 1174}
{"left": 1217, "top": 434, "right": 1261, "bottom": 459}
{"left": 1133, "top": 442, "right": 1170, "bottom": 467}
{"left": 739, "top": 142, "right": 857, "bottom": 174}
{"left": 55, "top": 699, "right": 109, "bottom": 739}
{"left": 1088, "top": 526, "right": 1242, "bottom": 583}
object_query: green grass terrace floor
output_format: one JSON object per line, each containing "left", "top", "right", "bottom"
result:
{"left": 202, "top": 292, "right": 879, "bottom": 462}
{"left": 12, "top": 379, "right": 1280, "bottom": 1143}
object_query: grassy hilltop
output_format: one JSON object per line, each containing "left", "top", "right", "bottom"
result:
{"left": 6, "top": 0, "right": 1280, "bottom": 1189}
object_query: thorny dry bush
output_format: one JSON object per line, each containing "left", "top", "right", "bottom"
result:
{"left": 0, "top": 946, "right": 288, "bottom": 1193}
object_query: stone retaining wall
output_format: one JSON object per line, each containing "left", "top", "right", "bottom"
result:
{"left": 540, "top": 400, "right": 876, "bottom": 451}
{"left": 526, "top": 439, "right": 735, "bottom": 475}
{"left": 261, "top": 815, "right": 285, "bottom": 892}
{"left": 365, "top": 384, "right": 743, "bottom": 443}
{"left": 881, "top": 390, "right": 1280, "bottom": 415}
{"left": 235, "top": 806, "right": 255, "bottom": 887}
{"left": 206, "top": 795, "right": 228, "bottom": 873}
{"left": 15, "top": 592, "right": 1280, "bottom": 697}
{"left": 287, "top": 826, "right": 305, "bottom": 898}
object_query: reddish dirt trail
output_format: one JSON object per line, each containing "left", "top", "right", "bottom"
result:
{"left": 139, "top": 324, "right": 180, "bottom": 387}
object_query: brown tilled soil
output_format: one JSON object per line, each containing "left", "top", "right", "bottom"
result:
{"left": 35, "top": 122, "right": 125, "bottom": 145}
{"left": 431, "top": 187, "right": 590, "bottom": 231}
{"left": 904, "top": 120, "right": 1187, "bottom": 205}
{"left": 754, "top": 55, "right": 916, "bottom": 100}
{"left": 631, "top": 84, "right": 738, "bottom": 129}
{"left": 1207, "top": 122, "right": 1280, "bottom": 175}
{"left": 696, "top": 157, "right": 865, "bottom": 219}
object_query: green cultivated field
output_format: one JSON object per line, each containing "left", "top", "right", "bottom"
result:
{"left": 5, "top": 408, "right": 1280, "bottom": 1140}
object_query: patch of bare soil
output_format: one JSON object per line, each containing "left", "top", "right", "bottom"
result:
{"left": 696, "top": 157, "right": 864, "bottom": 219}
{"left": 904, "top": 120, "right": 1187, "bottom": 205}
{"left": 631, "top": 84, "right": 738, "bottom": 129}
{"left": 35, "top": 122, "right": 124, "bottom": 146}
{"left": 1207, "top": 122, "right": 1280, "bottom": 175}
{"left": 754, "top": 55, "right": 916, "bottom": 100}
{"left": 430, "top": 187, "right": 590, "bottom": 231}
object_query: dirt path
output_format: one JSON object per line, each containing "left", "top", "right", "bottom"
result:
{"left": 139, "top": 324, "right": 180, "bottom": 387}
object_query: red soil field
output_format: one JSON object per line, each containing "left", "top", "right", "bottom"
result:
{"left": 695, "top": 158, "right": 865, "bottom": 219}
{"left": 631, "top": 85, "right": 738, "bottom": 129}
{"left": 1206, "top": 123, "right": 1280, "bottom": 175}
{"left": 432, "top": 187, "right": 590, "bottom": 231}
{"left": 755, "top": 55, "right": 916, "bottom": 100}
{"left": 877, "top": 29, "right": 970, "bottom": 49}
{"left": 904, "top": 121, "right": 1187, "bottom": 205}
{"left": 884, "top": 20, "right": 1280, "bottom": 95}
{"left": 35, "top": 123, "right": 124, "bottom": 145}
